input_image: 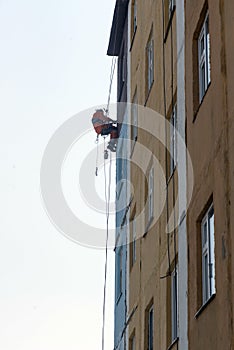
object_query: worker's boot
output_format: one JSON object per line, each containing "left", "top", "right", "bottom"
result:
{"left": 107, "top": 139, "right": 117, "bottom": 152}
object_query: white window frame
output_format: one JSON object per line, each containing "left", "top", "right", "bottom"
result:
{"left": 147, "top": 34, "right": 154, "bottom": 92}
{"left": 132, "top": 91, "right": 138, "bottom": 143}
{"left": 201, "top": 204, "right": 215, "bottom": 304}
{"left": 169, "top": 0, "right": 175, "bottom": 18}
{"left": 148, "top": 305, "right": 154, "bottom": 350}
{"left": 116, "top": 246, "right": 123, "bottom": 300}
{"left": 170, "top": 104, "right": 177, "bottom": 175}
{"left": 117, "top": 141, "right": 124, "bottom": 199}
{"left": 132, "top": 216, "right": 136, "bottom": 265}
{"left": 171, "top": 266, "right": 178, "bottom": 342}
{"left": 133, "top": 0, "right": 137, "bottom": 33}
{"left": 148, "top": 167, "right": 154, "bottom": 223}
{"left": 121, "top": 50, "right": 126, "bottom": 85}
{"left": 198, "top": 12, "right": 211, "bottom": 102}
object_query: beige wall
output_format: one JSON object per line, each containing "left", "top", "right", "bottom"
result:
{"left": 124, "top": 0, "right": 234, "bottom": 348}
{"left": 185, "top": 0, "right": 234, "bottom": 348}
{"left": 128, "top": 0, "right": 178, "bottom": 349}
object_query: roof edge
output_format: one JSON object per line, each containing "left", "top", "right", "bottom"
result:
{"left": 107, "top": 0, "right": 129, "bottom": 56}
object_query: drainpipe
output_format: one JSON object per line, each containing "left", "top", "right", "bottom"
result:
{"left": 176, "top": 0, "right": 188, "bottom": 349}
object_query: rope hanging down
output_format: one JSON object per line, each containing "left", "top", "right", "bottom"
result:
{"left": 95, "top": 135, "right": 99, "bottom": 176}
{"left": 101, "top": 137, "right": 112, "bottom": 350}
{"left": 100, "top": 55, "right": 117, "bottom": 350}
{"left": 106, "top": 57, "right": 117, "bottom": 115}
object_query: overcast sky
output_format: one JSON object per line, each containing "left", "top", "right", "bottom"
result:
{"left": 0, "top": 0, "right": 117, "bottom": 349}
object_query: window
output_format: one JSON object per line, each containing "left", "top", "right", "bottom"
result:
{"left": 116, "top": 246, "right": 123, "bottom": 299}
{"left": 170, "top": 104, "right": 177, "bottom": 175}
{"left": 131, "top": 90, "right": 138, "bottom": 145}
{"left": 146, "top": 32, "right": 154, "bottom": 94}
{"left": 169, "top": 0, "right": 176, "bottom": 18}
{"left": 132, "top": 216, "right": 136, "bottom": 265}
{"left": 171, "top": 266, "right": 178, "bottom": 342}
{"left": 118, "top": 43, "right": 127, "bottom": 100}
{"left": 144, "top": 165, "right": 154, "bottom": 233}
{"left": 130, "top": 206, "right": 136, "bottom": 268}
{"left": 198, "top": 12, "right": 210, "bottom": 102}
{"left": 146, "top": 305, "right": 154, "bottom": 350}
{"left": 119, "top": 52, "right": 126, "bottom": 85}
{"left": 122, "top": 55, "right": 126, "bottom": 84}
{"left": 116, "top": 142, "right": 125, "bottom": 199}
{"left": 132, "top": 0, "right": 137, "bottom": 36}
{"left": 164, "top": 0, "right": 175, "bottom": 34}
{"left": 201, "top": 204, "right": 215, "bottom": 304}
{"left": 148, "top": 167, "right": 154, "bottom": 223}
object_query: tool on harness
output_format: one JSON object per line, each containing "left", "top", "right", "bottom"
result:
{"left": 104, "top": 150, "right": 109, "bottom": 160}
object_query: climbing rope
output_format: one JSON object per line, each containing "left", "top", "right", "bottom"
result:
{"left": 95, "top": 135, "right": 99, "bottom": 176}
{"left": 98, "top": 52, "right": 117, "bottom": 350}
{"left": 101, "top": 136, "right": 112, "bottom": 350}
{"left": 106, "top": 56, "right": 117, "bottom": 116}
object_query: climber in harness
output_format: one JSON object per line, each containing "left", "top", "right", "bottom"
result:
{"left": 91, "top": 109, "right": 118, "bottom": 152}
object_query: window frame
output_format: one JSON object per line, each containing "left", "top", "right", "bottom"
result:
{"left": 130, "top": 209, "right": 137, "bottom": 269}
{"left": 163, "top": 0, "right": 176, "bottom": 41}
{"left": 201, "top": 204, "right": 215, "bottom": 305}
{"left": 171, "top": 266, "right": 178, "bottom": 342}
{"left": 116, "top": 246, "right": 123, "bottom": 301}
{"left": 148, "top": 167, "right": 154, "bottom": 224}
{"left": 198, "top": 12, "right": 210, "bottom": 103}
{"left": 170, "top": 104, "right": 177, "bottom": 175}
{"left": 169, "top": 0, "right": 176, "bottom": 19}
{"left": 131, "top": 90, "right": 138, "bottom": 146}
{"left": 132, "top": 216, "right": 136, "bottom": 265}
{"left": 133, "top": 0, "right": 137, "bottom": 34}
{"left": 146, "top": 31, "right": 154, "bottom": 94}
{"left": 116, "top": 141, "right": 125, "bottom": 199}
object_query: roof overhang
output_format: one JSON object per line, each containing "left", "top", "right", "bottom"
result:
{"left": 107, "top": 0, "right": 129, "bottom": 56}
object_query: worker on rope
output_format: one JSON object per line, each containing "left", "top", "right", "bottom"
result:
{"left": 91, "top": 109, "right": 118, "bottom": 152}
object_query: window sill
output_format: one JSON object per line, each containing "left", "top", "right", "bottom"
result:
{"left": 193, "top": 82, "right": 211, "bottom": 123}
{"left": 164, "top": 7, "right": 176, "bottom": 43}
{"left": 130, "top": 27, "right": 137, "bottom": 52}
{"left": 195, "top": 293, "right": 216, "bottom": 318}
{"left": 167, "top": 337, "right": 179, "bottom": 350}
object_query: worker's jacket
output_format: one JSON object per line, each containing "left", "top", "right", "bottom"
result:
{"left": 92, "top": 111, "right": 113, "bottom": 135}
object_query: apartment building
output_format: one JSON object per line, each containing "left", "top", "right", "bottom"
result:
{"left": 185, "top": 0, "right": 234, "bottom": 348}
{"left": 107, "top": 0, "right": 234, "bottom": 349}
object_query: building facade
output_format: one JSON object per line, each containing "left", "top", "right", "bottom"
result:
{"left": 127, "top": 1, "right": 182, "bottom": 349}
{"left": 107, "top": 0, "right": 234, "bottom": 349}
{"left": 185, "top": 0, "right": 234, "bottom": 348}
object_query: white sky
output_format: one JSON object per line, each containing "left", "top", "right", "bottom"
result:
{"left": 0, "top": 0, "right": 117, "bottom": 349}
